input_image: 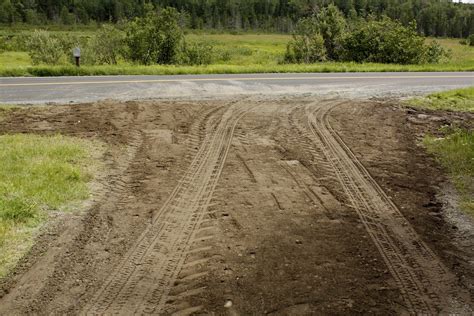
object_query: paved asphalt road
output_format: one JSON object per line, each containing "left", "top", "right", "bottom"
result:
{"left": 1, "top": 72, "right": 473, "bottom": 104}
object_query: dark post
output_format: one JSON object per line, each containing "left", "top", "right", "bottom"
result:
{"left": 75, "top": 56, "right": 80, "bottom": 67}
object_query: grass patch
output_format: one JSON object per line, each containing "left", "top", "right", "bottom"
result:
{"left": 408, "top": 87, "right": 474, "bottom": 112}
{"left": 0, "top": 134, "right": 100, "bottom": 277}
{"left": 424, "top": 128, "right": 474, "bottom": 216}
{"left": 1, "top": 61, "right": 474, "bottom": 77}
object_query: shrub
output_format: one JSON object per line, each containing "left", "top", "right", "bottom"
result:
{"left": 180, "top": 41, "right": 214, "bottom": 65}
{"left": 284, "top": 17, "right": 326, "bottom": 63}
{"left": 27, "top": 30, "right": 66, "bottom": 65}
{"left": 124, "top": 6, "right": 183, "bottom": 65}
{"left": 424, "top": 40, "right": 450, "bottom": 63}
{"left": 468, "top": 34, "right": 474, "bottom": 47}
{"left": 284, "top": 5, "right": 345, "bottom": 63}
{"left": 85, "top": 25, "right": 125, "bottom": 65}
{"left": 341, "top": 19, "right": 439, "bottom": 64}
{"left": 285, "top": 32, "right": 326, "bottom": 63}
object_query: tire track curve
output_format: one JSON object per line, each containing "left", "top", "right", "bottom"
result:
{"left": 84, "top": 100, "right": 253, "bottom": 315}
{"left": 290, "top": 100, "right": 469, "bottom": 314}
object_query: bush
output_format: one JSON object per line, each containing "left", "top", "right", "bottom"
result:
{"left": 468, "top": 34, "right": 474, "bottom": 47}
{"left": 284, "top": 17, "right": 326, "bottom": 63}
{"left": 27, "top": 30, "right": 66, "bottom": 65}
{"left": 284, "top": 5, "right": 346, "bottom": 63}
{"left": 424, "top": 40, "right": 450, "bottom": 63}
{"left": 180, "top": 41, "right": 214, "bottom": 65}
{"left": 285, "top": 33, "right": 326, "bottom": 63}
{"left": 125, "top": 6, "right": 183, "bottom": 65}
{"left": 341, "top": 19, "right": 443, "bottom": 64}
{"left": 85, "top": 25, "right": 125, "bottom": 65}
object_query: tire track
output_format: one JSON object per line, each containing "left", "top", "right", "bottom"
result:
{"left": 84, "top": 100, "right": 253, "bottom": 315}
{"left": 290, "top": 100, "right": 469, "bottom": 314}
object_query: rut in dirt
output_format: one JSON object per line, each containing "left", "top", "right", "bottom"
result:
{"left": 0, "top": 97, "right": 471, "bottom": 315}
{"left": 84, "top": 100, "right": 254, "bottom": 315}
{"left": 288, "top": 100, "right": 470, "bottom": 314}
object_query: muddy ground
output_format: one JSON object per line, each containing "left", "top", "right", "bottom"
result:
{"left": 0, "top": 97, "right": 472, "bottom": 315}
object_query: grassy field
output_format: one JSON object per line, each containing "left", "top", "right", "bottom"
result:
{"left": 0, "top": 132, "right": 100, "bottom": 277}
{"left": 1, "top": 31, "right": 473, "bottom": 76}
{"left": 409, "top": 87, "right": 474, "bottom": 216}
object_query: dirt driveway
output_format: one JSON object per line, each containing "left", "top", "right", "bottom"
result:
{"left": 0, "top": 97, "right": 472, "bottom": 315}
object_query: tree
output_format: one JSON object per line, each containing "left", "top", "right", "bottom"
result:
{"left": 317, "top": 4, "right": 347, "bottom": 60}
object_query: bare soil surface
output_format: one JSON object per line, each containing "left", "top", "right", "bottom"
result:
{"left": 0, "top": 97, "right": 472, "bottom": 315}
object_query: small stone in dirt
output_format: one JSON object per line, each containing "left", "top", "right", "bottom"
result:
{"left": 296, "top": 239, "right": 303, "bottom": 244}
{"left": 224, "top": 300, "right": 233, "bottom": 308}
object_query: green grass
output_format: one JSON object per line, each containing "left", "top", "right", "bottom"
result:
{"left": 424, "top": 128, "right": 474, "bottom": 216}
{"left": 1, "top": 32, "right": 473, "bottom": 76}
{"left": 410, "top": 87, "right": 474, "bottom": 216}
{"left": 408, "top": 87, "right": 474, "bottom": 112}
{"left": 0, "top": 134, "right": 100, "bottom": 277}
{"left": 1, "top": 61, "right": 474, "bottom": 77}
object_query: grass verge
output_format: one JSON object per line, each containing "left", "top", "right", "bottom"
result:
{"left": 1, "top": 61, "right": 474, "bottom": 77}
{"left": 424, "top": 128, "right": 474, "bottom": 216}
{"left": 408, "top": 87, "right": 474, "bottom": 112}
{"left": 0, "top": 134, "right": 101, "bottom": 277}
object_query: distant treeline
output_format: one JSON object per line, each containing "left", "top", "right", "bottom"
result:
{"left": 0, "top": 0, "right": 473, "bottom": 37}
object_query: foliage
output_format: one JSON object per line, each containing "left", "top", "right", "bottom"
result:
{"left": 84, "top": 24, "right": 125, "bottom": 65}
{"left": 180, "top": 41, "right": 214, "bottom": 65}
{"left": 2, "top": 33, "right": 473, "bottom": 75}
{"left": 285, "top": 27, "right": 326, "bottom": 63}
{"left": 317, "top": 4, "right": 347, "bottom": 60}
{"left": 424, "top": 40, "right": 451, "bottom": 63}
{"left": 284, "top": 5, "right": 346, "bottom": 63}
{"left": 469, "top": 34, "right": 474, "bottom": 46}
{"left": 124, "top": 6, "right": 183, "bottom": 65}
{"left": 341, "top": 19, "right": 448, "bottom": 64}
{"left": 0, "top": 0, "right": 473, "bottom": 38}
{"left": 26, "top": 30, "right": 66, "bottom": 65}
